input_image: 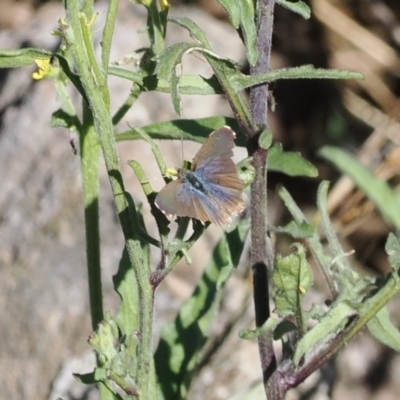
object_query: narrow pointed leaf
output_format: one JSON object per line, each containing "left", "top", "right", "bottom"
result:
{"left": 293, "top": 301, "right": 358, "bottom": 366}
{"left": 276, "top": 0, "right": 311, "bottom": 19}
{"left": 320, "top": 146, "right": 400, "bottom": 229}
{"left": 155, "top": 42, "right": 201, "bottom": 115}
{"left": 216, "top": 0, "right": 241, "bottom": 28}
{"left": 231, "top": 66, "right": 364, "bottom": 91}
{"left": 0, "top": 48, "right": 52, "bottom": 68}
{"left": 238, "top": 0, "right": 258, "bottom": 66}
{"left": 116, "top": 116, "right": 245, "bottom": 146}
{"left": 368, "top": 307, "right": 400, "bottom": 352}
{"left": 269, "top": 143, "right": 318, "bottom": 177}
{"left": 169, "top": 17, "right": 212, "bottom": 49}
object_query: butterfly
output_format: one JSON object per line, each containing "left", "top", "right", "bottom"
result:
{"left": 155, "top": 126, "right": 245, "bottom": 226}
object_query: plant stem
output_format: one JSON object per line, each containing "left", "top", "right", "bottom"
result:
{"left": 64, "top": 2, "right": 156, "bottom": 398}
{"left": 249, "top": 0, "right": 282, "bottom": 399}
{"left": 81, "top": 89, "right": 113, "bottom": 400}
{"left": 80, "top": 103, "right": 103, "bottom": 330}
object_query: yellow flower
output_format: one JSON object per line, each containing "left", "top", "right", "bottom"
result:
{"left": 159, "top": 0, "right": 169, "bottom": 11}
{"left": 32, "top": 58, "right": 54, "bottom": 80}
{"left": 165, "top": 167, "right": 178, "bottom": 178}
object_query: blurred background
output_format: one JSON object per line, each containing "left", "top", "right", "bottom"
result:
{"left": 1, "top": 0, "right": 400, "bottom": 399}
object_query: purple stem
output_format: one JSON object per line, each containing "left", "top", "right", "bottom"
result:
{"left": 249, "top": 1, "right": 282, "bottom": 398}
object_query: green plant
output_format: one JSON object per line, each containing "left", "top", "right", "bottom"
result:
{"left": 2, "top": 1, "right": 400, "bottom": 399}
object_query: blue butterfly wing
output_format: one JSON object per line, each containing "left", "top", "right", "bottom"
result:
{"left": 155, "top": 176, "right": 241, "bottom": 225}
{"left": 192, "top": 126, "right": 236, "bottom": 171}
{"left": 156, "top": 180, "right": 193, "bottom": 218}
{"left": 155, "top": 126, "right": 245, "bottom": 226}
{"left": 192, "top": 126, "right": 245, "bottom": 223}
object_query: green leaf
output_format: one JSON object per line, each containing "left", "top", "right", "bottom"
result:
{"left": 144, "top": 73, "right": 223, "bottom": 95}
{"left": 259, "top": 129, "right": 273, "bottom": 150}
{"left": 240, "top": 317, "right": 281, "bottom": 340}
{"left": 268, "top": 143, "right": 318, "bottom": 177}
{"left": 276, "top": 0, "right": 311, "bottom": 19}
{"left": 51, "top": 109, "right": 81, "bottom": 131}
{"left": 217, "top": 0, "right": 241, "bottom": 28}
{"left": 73, "top": 368, "right": 107, "bottom": 384}
{"left": 272, "top": 221, "right": 316, "bottom": 239}
{"left": 54, "top": 54, "right": 87, "bottom": 101}
{"left": 155, "top": 42, "right": 201, "bottom": 115}
{"left": 0, "top": 48, "right": 52, "bottom": 68}
{"left": 116, "top": 116, "right": 245, "bottom": 146}
{"left": 385, "top": 232, "right": 400, "bottom": 271}
{"left": 88, "top": 312, "right": 120, "bottom": 365}
{"left": 216, "top": 0, "right": 257, "bottom": 65}
{"left": 107, "top": 66, "right": 143, "bottom": 84}
{"left": 203, "top": 52, "right": 257, "bottom": 135}
{"left": 272, "top": 243, "right": 313, "bottom": 334}
{"left": 278, "top": 187, "right": 334, "bottom": 288}
{"left": 169, "top": 17, "right": 211, "bottom": 49}
{"left": 113, "top": 248, "right": 139, "bottom": 336}
{"left": 155, "top": 222, "right": 249, "bottom": 400}
{"left": 237, "top": 157, "right": 256, "bottom": 188}
{"left": 238, "top": 0, "right": 258, "bottom": 66}
{"left": 231, "top": 65, "right": 364, "bottom": 91}
{"left": 293, "top": 301, "right": 358, "bottom": 366}
{"left": 320, "top": 146, "right": 400, "bottom": 229}
{"left": 109, "top": 66, "right": 224, "bottom": 95}
{"left": 368, "top": 307, "right": 400, "bottom": 352}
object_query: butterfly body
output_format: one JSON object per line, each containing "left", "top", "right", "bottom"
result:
{"left": 155, "top": 127, "right": 245, "bottom": 226}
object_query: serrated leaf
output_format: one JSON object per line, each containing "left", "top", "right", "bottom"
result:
{"left": 269, "top": 143, "right": 318, "bottom": 177}
{"left": 320, "top": 146, "right": 400, "bottom": 229}
{"left": 368, "top": 306, "right": 400, "bottom": 352}
{"left": 276, "top": 0, "right": 311, "bottom": 19}
{"left": 116, "top": 116, "right": 245, "bottom": 146}
{"left": 155, "top": 222, "right": 249, "bottom": 400}
{"left": 0, "top": 48, "right": 52, "bottom": 68}
{"left": 156, "top": 42, "right": 201, "bottom": 115}
{"left": 293, "top": 301, "right": 358, "bottom": 366}
{"left": 272, "top": 243, "right": 313, "bottom": 334}
{"left": 272, "top": 221, "right": 316, "bottom": 238}
{"left": 169, "top": 17, "right": 211, "bottom": 49}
